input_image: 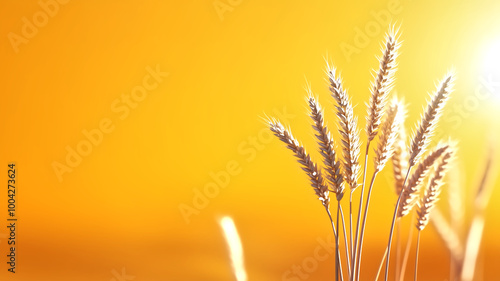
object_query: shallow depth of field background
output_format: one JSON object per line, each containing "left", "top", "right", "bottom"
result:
{"left": 1, "top": 0, "right": 500, "bottom": 280}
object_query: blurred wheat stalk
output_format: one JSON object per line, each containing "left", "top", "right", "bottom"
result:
{"left": 266, "top": 25, "right": 497, "bottom": 281}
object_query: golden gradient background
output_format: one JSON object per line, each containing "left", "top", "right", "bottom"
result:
{"left": 1, "top": 0, "right": 500, "bottom": 280}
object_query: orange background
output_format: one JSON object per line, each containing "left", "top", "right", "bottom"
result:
{"left": 1, "top": 0, "right": 500, "bottom": 280}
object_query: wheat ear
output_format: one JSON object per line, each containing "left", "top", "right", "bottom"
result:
{"left": 327, "top": 66, "right": 361, "bottom": 190}
{"left": 374, "top": 98, "right": 403, "bottom": 172}
{"left": 398, "top": 144, "right": 449, "bottom": 218}
{"left": 366, "top": 26, "right": 401, "bottom": 141}
{"left": 391, "top": 102, "right": 408, "bottom": 196}
{"left": 409, "top": 73, "right": 454, "bottom": 167}
{"left": 416, "top": 149, "right": 453, "bottom": 231}
{"left": 308, "top": 94, "right": 345, "bottom": 199}
{"left": 390, "top": 101, "right": 407, "bottom": 281}
{"left": 268, "top": 119, "right": 330, "bottom": 207}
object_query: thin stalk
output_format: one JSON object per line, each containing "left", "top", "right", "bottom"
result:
{"left": 336, "top": 202, "right": 341, "bottom": 281}
{"left": 375, "top": 247, "right": 388, "bottom": 281}
{"left": 353, "top": 142, "right": 371, "bottom": 281}
{"left": 349, "top": 191, "right": 354, "bottom": 280}
{"left": 355, "top": 170, "right": 379, "bottom": 280}
{"left": 399, "top": 212, "right": 416, "bottom": 281}
{"left": 340, "top": 205, "right": 351, "bottom": 279}
{"left": 326, "top": 207, "right": 345, "bottom": 281}
{"left": 384, "top": 167, "right": 412, "bottom": 281}
{"left": 414, "top": 231, "right": 421, "bottom": 281}
{"left": 396, "top": 221, "right": 401, "bottom": 281}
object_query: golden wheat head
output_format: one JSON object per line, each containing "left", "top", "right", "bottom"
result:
{"left": 374, "top": 97, "right": 403, "bottom": 172}
{"left": 366, "top": 26, "right": 401, "bottom": 142}
{"left": 307, "top": 94, "right": 345, "bottom": 200}
{"left": 268, "top": 118, "right": 330, "bottom": 207}
{"left": 417, "top": 149, "right": 453, "bottom": 231}
{"left": 391, "top": 99, "right": 408, "bottom": 195}
{"left": 398, "top": 143, "right": 449, "bottom": 217}
{"left": 327, "top": 65, "right": 361, "bottom": 191}
{"left": 409, "top": 73, "right": 455, "bottom": 167}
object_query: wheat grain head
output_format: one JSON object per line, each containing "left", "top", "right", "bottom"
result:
{"left": 417, "top": 149, "right": 453, "bottom": 231}
{"left": 391, "top": 99, "right": 408, "bottom": 196}
{"left": 366, "top": 26, "right": 401, "bottom": 142}
{"left": 307, "top": 94, "right": 345, "bottom": 201}
{"left": 374, "top": 97, "right": 403, "bottom": 172}
{"left": 268, "top": 118, "right": 330, "bottom": 207}
{"left": 398, "top": 143, "right": 449, "bottom": 217}
{"left": 327, "top": 65, "right": 361, "bottom": 191}
{"left": 409, "top": 73, "right": 455, "bottom": 167}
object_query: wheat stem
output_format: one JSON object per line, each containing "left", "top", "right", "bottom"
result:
{"left": 353, "top": 143, "right": 370, "bottom": 281}
{"left": 413, "top": 231, "right": 421, "bottom": 281}
{"left": 327, "top": 207, "right": 345, "bottom": 281}
{"left": 340, "top": 205, "right": 351, "bottom": 279}
{"left": 398, "top": 212, "right": 416, "bottom": 281}
{"left": 395, "top": 220, "right": 401, "bottom": 280}
{"left": 349, "top": 192, "right": 355, "bottom": 281}
{"left": 336, "top": 201, "right": 341, "bottom": 281}
{"left": 375, "top": 247, "right": 388, "bottom": 281}
{"left": 384, "top": 167, "right": 412, "bottom": 281}
{"left": 355, "top": 170, "right": 379, "bottom": 280}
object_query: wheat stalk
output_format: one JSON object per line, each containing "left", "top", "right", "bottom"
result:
{"left": 461, "top": 145, "right": 496, "bottom": 281}
{"left": 308, "top": 94, "right": 350, "bottom": 279}
{"left": 409, "top": 74, "right": 454, "bottom": 167}
{"left": 327, "top": 65, "right": 361, "bottom": 281}
{"left": 355, "top": 99, "right": 402, "bottom": 279}
{"left": 353, "top": 30, "right": 400, "bottom": 280}
{"left": 430, "top": 208, "right": 464, "bottom": 264}
{"left": 269, "top": 118, "right": 346, "bottom": 280}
